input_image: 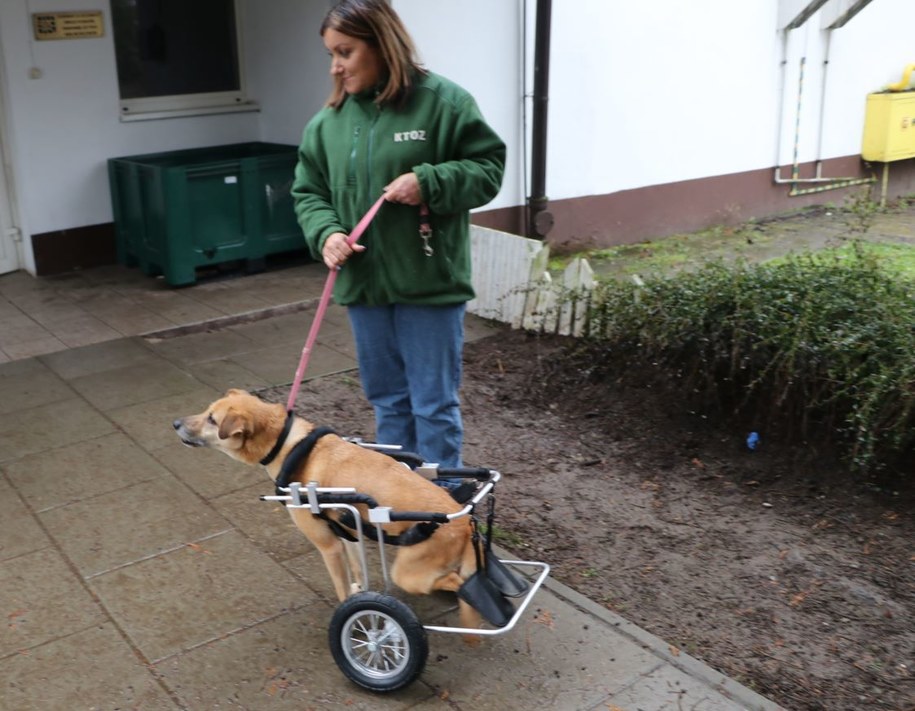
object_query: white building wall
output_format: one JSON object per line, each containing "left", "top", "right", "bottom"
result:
{"left": 543, "top": 0, "right": 913, "bottom": 201}
{"left": 0, "top": 0, "right": 913, "bottom": 274}
{"left": 0, "top": 1, "right": 254, "bottom": 247}
{"left": 241, "top": 0, "right": 330, "bottom": 146}
{"left": 393, "top": 0, "right": 524, "bottom": 212}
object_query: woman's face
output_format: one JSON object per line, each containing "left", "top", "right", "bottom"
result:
{"left": 324, "top": 28, "right": 384, "bottom": 95}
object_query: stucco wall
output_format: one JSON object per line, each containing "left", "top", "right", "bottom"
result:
{"left": 0, "top": 0, "right": 913, "bottom": 273}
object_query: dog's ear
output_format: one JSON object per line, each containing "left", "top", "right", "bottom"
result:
{"left": 218, "top": 409, "right": 252, "bottom": 441}
{"left": 226, "top": 388, "right": 249, "bottom": 397}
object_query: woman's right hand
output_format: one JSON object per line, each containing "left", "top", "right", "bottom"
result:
{"left": 322, "top": 231, "right": 366, "bottom": 269}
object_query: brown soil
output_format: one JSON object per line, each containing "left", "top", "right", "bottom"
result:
{"left": 269, "top": 327, "right": 914, "bottom": 711}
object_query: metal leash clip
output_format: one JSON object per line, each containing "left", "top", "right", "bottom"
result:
{"left": 419, "top": 204, "right": 433, "bottom": 256}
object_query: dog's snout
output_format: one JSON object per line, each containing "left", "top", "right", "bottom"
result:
{"left": 173, "top": 418, "right": 182, "bottom": 431}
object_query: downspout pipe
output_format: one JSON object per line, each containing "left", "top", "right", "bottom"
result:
{"left": 528, "top": 0, "right": 553, "bottom": 239}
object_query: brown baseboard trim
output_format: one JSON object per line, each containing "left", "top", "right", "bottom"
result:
{"left": 32, "top": 223, "right": 117, "bottom": 276}
{"left": 476, "top": 156, "right": 915, "bottom": 253}
{"left": 31, "top": 157, "right": 915, "bottom": 273}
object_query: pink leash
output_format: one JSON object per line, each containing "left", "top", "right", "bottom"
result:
{"left": 285, "top": 195, "right": 387, "bottom": 411}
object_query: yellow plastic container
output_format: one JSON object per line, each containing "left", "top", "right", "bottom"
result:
{"left": 861, "top": 91, "right": 915, "bottom": 162}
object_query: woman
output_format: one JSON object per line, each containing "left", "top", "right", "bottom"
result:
{"left": 292, "top": 0, "right": 506, "bottom": 468}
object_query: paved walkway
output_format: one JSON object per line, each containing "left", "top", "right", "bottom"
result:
{"left": 0, "top": 259, "right": 784, "bottom": 710}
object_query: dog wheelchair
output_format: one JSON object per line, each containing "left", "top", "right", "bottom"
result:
{"left": 260, "top": 441, "right": 550, "bottom": 693}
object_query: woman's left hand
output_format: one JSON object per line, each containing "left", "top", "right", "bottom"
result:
{"left": 383, "top": 172, "right": 422, "bottom": 205}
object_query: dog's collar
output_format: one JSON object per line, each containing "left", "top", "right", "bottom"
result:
{"left": 259, "top": 410, "right": 295, "bottom": 466}
{"left": 274, "top": 425, "right": 337, "bottom": 495}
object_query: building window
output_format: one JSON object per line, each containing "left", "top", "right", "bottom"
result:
{"left": 111, "top": 0, "right": 252, "bottom": 119}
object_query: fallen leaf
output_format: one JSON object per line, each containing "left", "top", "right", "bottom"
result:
{"left": 186, "top": 542, "right": 212, "bottom": 554}
{"left": 669, "top": 644, "right": 681, "bottom": 656}
{"left": 7, "top": 609, "right": 28, "bottom": 629}
{"left": 790, "top": 591, "right": 808, "bottom": 607}
{"left": 533, "top": 609, "right": 555, "bottom": 628}
{"left": 691, "top": 457, "right": 706, "bottom": 469}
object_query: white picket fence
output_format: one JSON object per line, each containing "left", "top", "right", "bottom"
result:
{"left": 468, "top": 225, "right": 596, "bottom": 336}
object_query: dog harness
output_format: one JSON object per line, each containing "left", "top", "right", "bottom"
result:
{"left": 269, "top": 422, "right": 442, "bottom": 547}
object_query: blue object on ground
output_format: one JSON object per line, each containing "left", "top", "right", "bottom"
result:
{"left": 746, "top": 432, "right": 760, "bottom": 451}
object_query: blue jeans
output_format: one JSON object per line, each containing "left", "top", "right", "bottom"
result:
{"left": 347, "top": 303, "right": 465, "bottom": 467}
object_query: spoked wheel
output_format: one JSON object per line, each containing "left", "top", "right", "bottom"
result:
{"left": 328, "top": 592, "right": 428, "bottom": 692}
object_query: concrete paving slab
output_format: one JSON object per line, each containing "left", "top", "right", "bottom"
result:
{"left": 0, "top": 547, "right": 106, "bottom": 656}
{"left": 40, "top": 312, "right": 123, "bottom": 348}
{"left": 5, "top": 432, "right": 169, "bottom": 512}
{"left": 0, "top": 334, "right": 67, "bottom": 360}
{"left": 210, "top": 483, "right": 316, "bottom": 564}
{"left": 0, "top": 398, "right": 116, "bottom": 462}
{"left": 311, "top": 320, "right": 358, "bottom": 357}
{"left": 183, "top": 284, "right": 276, "bottom": 315}
{"left": 252, "top": 276, "right": 329, "bottom": 305}
{"left": 0, "top": 476, "right": 51, "bottom": 561}
{"left": 0, "top": 355, "right": 49, "bottom": 380}
{"left": 40, "top": 475, "right": 231, "bottom": 578}
{"left": 39, "top": 337, "right": 162, "bottom": 380}
{"left": 230, "top": 342, "right": 358, "bottom": 385}
{"left": 544, "top": 576, "right": 783, "bottom": 711}
{"left": 127, "top": 290, "right": 225, "bottom": 325}
{"left": 144, "top": 326, "right": 261, "bottom": 365}
{"left": 0, "top": 623, "right": 178, "bottom": 711}
{"left": 600, "top": 662, "right": 749, "bottom": 711}
{"left": 155, "top": 607, "right": 438, "bottom": 710}
{"left": 0, "top": 358, "right": 72, "bottom": 415}
{"left": 89, "top": 530, "right": 317, "bottom": 663}
{"left": 224, "top": 308, "right": 317, "bottom": 346}
{"left": 107, "top": 385, "right": 222, "bottom": 453}
{"left": 166, "top": 355, "right": 271, "bottom": 392}
{"left": 68, "top": 359, "right": 202, "bottom": 411}
{"left": 92, "top": 302, "right": 176, "bottom": 335}
{"left": 418, "top": 594, "right": 661, "bottom": 710}
{"left": 153, "top": 439, "right": 263, "bottom": 499}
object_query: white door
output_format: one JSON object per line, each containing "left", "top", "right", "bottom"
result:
{"left": 0, "top": 140, "right": 19, "bottom": 275}
{"left": 0, "top": 60, "right": 20, "bottom": 274}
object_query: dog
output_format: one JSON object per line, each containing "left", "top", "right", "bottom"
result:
{"left": 173, "top": 388, "right": 482, "bottom": 635}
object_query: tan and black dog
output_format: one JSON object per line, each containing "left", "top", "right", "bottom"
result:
{"left": 173, "top": 388, "right": 482, "bottom": 635}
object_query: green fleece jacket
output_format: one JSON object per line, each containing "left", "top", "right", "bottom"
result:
{"left": 291, "top": 71, "right": 506, "bottom": 306}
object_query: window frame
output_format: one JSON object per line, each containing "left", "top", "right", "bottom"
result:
{"left": 111, "top": 0, "right": 257, "bottom": 122}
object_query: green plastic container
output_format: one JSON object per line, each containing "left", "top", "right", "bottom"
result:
{"left": 108, "top": 142, "right": 304, "bottom": 286}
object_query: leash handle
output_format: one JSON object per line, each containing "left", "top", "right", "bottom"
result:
{"left": 285, "top": 195, "right": 387, "bottom": 411}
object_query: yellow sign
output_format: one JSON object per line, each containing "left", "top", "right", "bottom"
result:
{"left": 32, "top": 11, "right": 104, "bottom": 41}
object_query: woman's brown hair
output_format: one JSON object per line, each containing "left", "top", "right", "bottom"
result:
{"left": 321, "top": 0, "right": 426, "bottom": 109}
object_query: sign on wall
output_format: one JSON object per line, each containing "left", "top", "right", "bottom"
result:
{"left": 32, "top": 11, "right": 104, "bottom": 41}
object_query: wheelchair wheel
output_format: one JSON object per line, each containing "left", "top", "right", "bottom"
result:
{"left": 328, "top": 592, "right": 428, "bottom": 692}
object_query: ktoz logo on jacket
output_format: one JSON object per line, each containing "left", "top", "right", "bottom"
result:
{"left": 393, "top": 130, "right": 426, "bottom": 142}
